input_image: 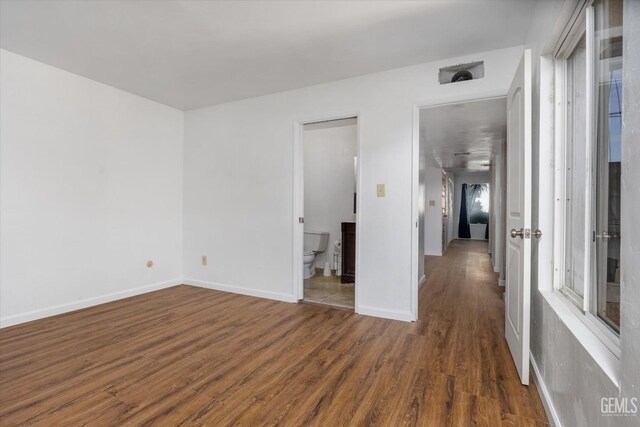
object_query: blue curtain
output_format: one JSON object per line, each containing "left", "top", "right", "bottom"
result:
{"left": 458, "top": 184, "right": 471, "bottom": 238}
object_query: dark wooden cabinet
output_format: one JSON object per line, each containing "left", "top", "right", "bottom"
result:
{"left": 341, "top": 222, "right": 356, "bottom": 283}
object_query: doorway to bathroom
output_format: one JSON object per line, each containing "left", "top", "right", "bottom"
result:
{"left": 294, "top": 115, "right": 358, "bottom": 310}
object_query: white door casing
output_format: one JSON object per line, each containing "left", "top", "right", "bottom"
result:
{"left": 505, "top": 49, "right": 532, "bottom": 386}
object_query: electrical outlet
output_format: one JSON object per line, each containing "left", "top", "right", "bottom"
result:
{"left": 202, "top": 255, "right": 207, "bottom": 266}
{"left": 377, "top": 184, "right": 385, "bottom": 197}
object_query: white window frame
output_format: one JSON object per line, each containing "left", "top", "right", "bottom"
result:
{"left": 552, "top": 0, "right": 621, "bottom": 358}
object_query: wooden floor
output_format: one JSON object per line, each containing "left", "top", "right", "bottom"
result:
{"left": 0, "top": 240, "right": 548, "bottom": 426}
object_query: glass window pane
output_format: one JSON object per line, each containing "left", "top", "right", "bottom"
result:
{"left": 564, "top": 35, "right": 587, "bottom": 299}
{"left": 468, "top": 183, "right": 489, "bottom": 223}
{"left": 593, "top": 0, "right": 622, "bottom": 333}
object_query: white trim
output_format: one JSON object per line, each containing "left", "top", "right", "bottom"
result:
{"left": 537, "top": 55, "right": 556, "bottom": 293}
{"left": 582, "top": 5, "right": 594, "bottom": 314}
{"left": 184, "top": 278, "right": 298, "bottom": 304}
{"left": 554, "top": 0, "right": 590, "bottom": 58}
{"left": 418, "top": 274, "right": 426, "bottom": 289}
{"left": 413, "top": 89, "right": 510, "bottom": 111}
{"left": 292, "top": 112, "right": 362, "bottom": 313}
{"left": 530, "top": 354, "right": 562, "bottom": 427}
{"left": 411, "top": 105, "right": 419, "bottom": 321}
{"left": 354, "top": 116, "right": 363, "bottom": 314}
{"left": 0, "top": 278, "right": 183, "bottom": 328}
{"left": 357, "top": 305, "right": 414, "bottom": 322}
{"left": 553, "top": 57, "right": 567, "bottom": 295}
{"left": 292, "top": 120, "right": 304, "bottom": 301}
{"left": 539, "top": 290, "right": 620, "bottom": 386}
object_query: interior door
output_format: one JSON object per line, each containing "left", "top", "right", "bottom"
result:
{"left": 505, "top": 49, "right": 532, "bottom": 386}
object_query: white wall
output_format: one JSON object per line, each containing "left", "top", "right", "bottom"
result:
{"left": 418, "top": 133, "right": 426, "bottom": 281}
{"left": 183, "top": 46, "right": 523, "bottom": 320}
{"left": 445, "top": 174, "right": 455, "bottom": 248}
{"left": 424, "top": 166, "right": 443, "bottom": 256}
{"left": 0, "top": 49, "right": 184, "bottom": 327}
{"left": 303, "top": 123, "right": 357, "bottom": 269}
{"left": 527, "top": 1, "right": 640, "bottom": 426}
{"left": 490, "top": 145, "right": 506, "bottom": 277}
{"left": 452, "top": 171, "right": 490, "bottom": 240}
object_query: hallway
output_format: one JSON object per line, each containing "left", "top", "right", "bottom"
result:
{"left": 419, "top": 239, "right": 548, "bottom": 425}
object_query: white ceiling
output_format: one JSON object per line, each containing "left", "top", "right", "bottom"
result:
{"left": 0, "top": 1, "right": 538, "bottom": 110}
{"left": 420, "top": 97, "right": 506, "bottom": 172}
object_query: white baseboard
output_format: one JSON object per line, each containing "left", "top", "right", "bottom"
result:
{"left": 419, "top": 274, "right": 426, "bottom": 289}
{"left": 530, "top": 354, "right": 561, "bottom": 427}
{"left": 499, "top": 279, "right": 506, "bottom": 287}
{"left": 0, "top": 278, "right": 183, "bottom": 328}
{"left": 183, "top": 278, "right": 298, "bottom": 303}
{"left": 357, "top": 305, "right": 413, "bottom": 322}
{"left": 189, "top": 279, "right": 416, "bottom": 323}
{"left": 425, "top": 250, "right": 442, "bottom": 256}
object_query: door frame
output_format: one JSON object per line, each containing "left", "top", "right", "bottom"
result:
{"left": 411, "top": 89, "right": 509, "bottom": 321}
{"left": 292, "top": 112, "right": 362, "bottom": 312}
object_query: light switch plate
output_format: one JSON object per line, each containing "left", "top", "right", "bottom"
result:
{"left": 377, "top": 184, "right": 385, "bottom": 197}
{"left": 429, "top": 200, "right": 436, "bottom": 206}
{"left": 202, "top": 255, "right": 207, "bottom": 266}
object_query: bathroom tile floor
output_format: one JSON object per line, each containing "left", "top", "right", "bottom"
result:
{"left": 303, "top": 271, "right": 355, "bottom": 309}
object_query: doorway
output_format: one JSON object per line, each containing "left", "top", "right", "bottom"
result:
{"left": 294, "top": 116, "right": 359, "bottom": 309}
{"left": 418, "top": 96, "right": 506, "bottom": 269}
{"left": 416, "top": 95, "right": 508, "bottom": 321}
{"left": 414, "top": 51, "right": 532, "bottom": 385}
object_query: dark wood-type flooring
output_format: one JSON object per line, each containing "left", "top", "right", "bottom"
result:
{"left": 0, "top": 239, "right": 549, "bottom": 426}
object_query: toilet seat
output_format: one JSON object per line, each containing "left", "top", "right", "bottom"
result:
{"left": 303, "top": 250, "right": 315, "bottom": 256}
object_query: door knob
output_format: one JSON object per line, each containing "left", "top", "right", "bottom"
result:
{"left": 511, "top": 228, "right": 524, "bottom": 238}
{"left": 533, "top": 229, "right": 543, "bottom": 239}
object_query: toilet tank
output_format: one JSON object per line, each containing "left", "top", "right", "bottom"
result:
{"left": 303, "top": 230, "right": 329, "bottom": 252}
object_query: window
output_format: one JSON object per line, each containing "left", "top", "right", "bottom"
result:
{"left": 468, "top": 183, "right": 489, "bottom": 225}
{"left": 555, "top": 0, "right": 623, "bottom": 346}
{"left": 563, "top": 34, "right": 587, "bottom": 303}
{"left": 592, "top": 0, "right": 622, "bottom": 333}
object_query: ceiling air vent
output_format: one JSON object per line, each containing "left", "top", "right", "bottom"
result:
{"left": 438, "top": 61, "right": 484, "bottom": 85}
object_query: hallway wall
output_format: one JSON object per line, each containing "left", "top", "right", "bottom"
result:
{"left": 418, "top": 134, "right": 426, "bottom": 281}
{"left": 445, "top": 174, "right": 455, "bottom": 248}
{"left": 424, "top": 166, "right": 443, "bottom": 256}
{"left": 490, "top": 144, "right": 506, "bottom": 277}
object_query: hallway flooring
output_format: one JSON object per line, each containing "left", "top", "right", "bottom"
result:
{"left": 0, "top": 240, "right": 548, "bottom": 426}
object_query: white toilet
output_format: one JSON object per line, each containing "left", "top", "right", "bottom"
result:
{"left": 303, "top": 230, "right": 329, "bottom": 279}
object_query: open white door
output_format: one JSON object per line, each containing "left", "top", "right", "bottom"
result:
{"left": 505, "top": 49, "right": 532, "bottom": 386}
